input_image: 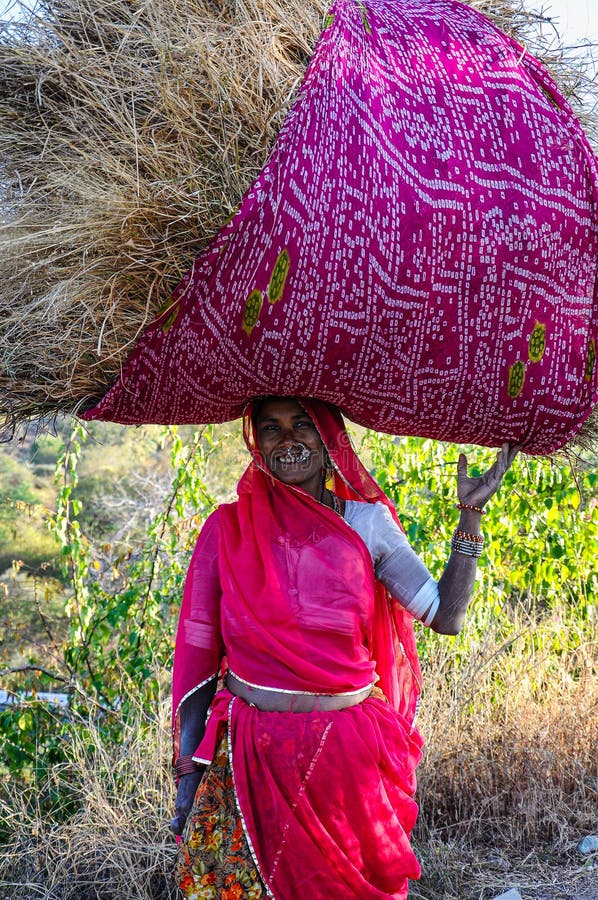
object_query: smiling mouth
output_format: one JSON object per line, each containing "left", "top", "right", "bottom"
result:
{"left": 274, "top": 443, "right": 312, "bottom": 465}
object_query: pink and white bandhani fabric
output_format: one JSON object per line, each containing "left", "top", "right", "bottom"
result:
{"left": 83, "top": 0, "right": 598, "bottom": 454}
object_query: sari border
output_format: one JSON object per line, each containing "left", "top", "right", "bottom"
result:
{"left": 171, "top": 671, "right": 219, "bottom": 735}
{"left": 268, "top": 720, "right": 333, "bottom": 885}
{"left": 227, "top": 697, "right": 277, "bottom": 900}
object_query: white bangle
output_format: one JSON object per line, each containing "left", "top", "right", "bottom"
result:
{"left": 451, "top": 529, "right": 484, "bottom": 558}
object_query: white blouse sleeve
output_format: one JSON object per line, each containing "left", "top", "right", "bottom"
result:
{"left": 344, "top": 500, "right": 440, "bottom": 627}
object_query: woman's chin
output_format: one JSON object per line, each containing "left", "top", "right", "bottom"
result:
{"left": 275, "top": 469, "right": 311, "bottom": 485}
{"left": 270, "top": 464, "right": 320, "bottom": 491}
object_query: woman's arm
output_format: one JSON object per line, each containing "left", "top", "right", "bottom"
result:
{"left": 171, "top": 676, "right": 218, "bottom": 837}
{"left": 170, "top": 510, "right": 224, "bottom": 837}
{"left": 431, "top": 442, "right": 518, "bottom": 635}
{"left": 362, "top": 444, "right": 518, "bottom": 634}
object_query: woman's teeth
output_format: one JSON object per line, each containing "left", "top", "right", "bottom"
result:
{"left": 278, "top": 444, "right": 311, "bottom": 463}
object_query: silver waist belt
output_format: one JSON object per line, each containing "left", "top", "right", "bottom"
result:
{"left": 226, "top": 672, "right": 372, "bottom": 712}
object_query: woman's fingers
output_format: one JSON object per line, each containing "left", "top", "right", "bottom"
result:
{"left": 170, "top": 814, "right": 184, "bottom": 836}
{"left": 504, "top": 442, "right": 520, "bottom": 468}
{"left": 493, "top": 446, "right": 507, "bottom": 480}
{"left": 489, "top": 444, "right": 514, "bottom": 486}
{"left": 456, "top": 441, "right": 517, "bottom": 507}
{"left": 493, "top": 443, "right": 518, "bottom": 483}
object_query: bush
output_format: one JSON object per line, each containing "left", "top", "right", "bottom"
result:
{"left": 0, "top": 604, "right": 595, "bottom": 900}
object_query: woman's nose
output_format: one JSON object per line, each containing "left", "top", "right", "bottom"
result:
{"left": 277, "top": 427, "right": 297, "bottom": 445}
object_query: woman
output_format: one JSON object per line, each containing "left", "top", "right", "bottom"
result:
{"left": 171, "top": 396, "right": 517, "bottom": 899}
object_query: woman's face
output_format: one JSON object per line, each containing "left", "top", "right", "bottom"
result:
{"left": 254, "top": 397, "right": 327, "bottom": 497}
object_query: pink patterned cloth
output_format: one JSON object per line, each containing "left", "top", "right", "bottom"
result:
{"left": 84, "top": 0, "right": 598, "bottom": 454}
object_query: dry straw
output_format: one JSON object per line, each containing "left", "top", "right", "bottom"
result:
{"left": 0, "top": 606, "right": 595, "bottom": 899}
{"left": 0, "top": 0, "right": 596, "bottom": 444}
{"left": 0, "top": 696, "right": 180, "bottom": 899}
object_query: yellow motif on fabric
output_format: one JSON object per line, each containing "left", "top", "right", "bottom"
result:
{"left": 157, "top": 297, "right": 179, "bottom": 333}
{"left": 507, "top": 360, "right": 526, "bottom": 398}
{"left": 528, "top": 322, "right": 546, "bottom": 362}
{"left": 268, "top": 250, "right": 290, "bottom": 304}
{"left": 242, "top": 290, "right": 263, "bottom": 335}
{"left": 323, "top": 13, "right": 334, "bottom": 29}
{"left": 585, "top": 337, "right": 596, "bottom": 383}
{"left": 222, "top": 205, "right": 239, "bottom": 227}
{"left": 358, "top": 2, "right": 372, "bottom": 33}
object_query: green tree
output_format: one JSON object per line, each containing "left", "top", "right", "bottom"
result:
{"left": 1, "top": 423, "right": 219, "bottom": 779}
{"left": 0, "top": 452, "right": 59, "bottom": 574}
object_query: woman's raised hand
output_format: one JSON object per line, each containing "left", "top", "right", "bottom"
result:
{"left": 456, "top": 442, "right": 518, "bottom": 510}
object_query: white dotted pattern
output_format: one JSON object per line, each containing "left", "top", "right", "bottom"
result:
{"left": 85, "top": 0, "right": 598, "bottom": 455}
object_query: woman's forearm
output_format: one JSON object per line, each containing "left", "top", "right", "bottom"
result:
{"left": 172, "top": 677, "right": 218, "bottom": 836}
{"left": 433, "top": 509, "right": 483, "bottom": 635}
{"left": 178, "top": 676, "right": 218, "bottom": 757}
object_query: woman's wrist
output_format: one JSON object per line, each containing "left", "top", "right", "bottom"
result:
{"left": 451, "top": 529, "right": 484, "bottom": 558}
{"left": 457, "top": 508, "right": 484, "bottom": 534}
{"left": 456, "top": 501, "right": 485, "bottom": 515}
{"left": 452, "top": 505, "right": 485, "bottom": 559}
{"left": 174, "top": 754, "right": 202, "bottom": 779}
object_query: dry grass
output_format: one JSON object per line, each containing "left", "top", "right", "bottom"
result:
{"left": 413, "top": 603, "right": 598, "bottom": 898}
{"left": 0, "top": 603, "right": 595, "bottom": 899}
{"left": 417, "top": 612, "right": 597, "bottom": 848}
{"left": 0, "top": 702, "right": 179, "bottom": 899}
{"left": 0, "top": 0, "right": 596, "bottom": 442}
{"left": 0, "top": 0, "right": 324, "bottom": 435}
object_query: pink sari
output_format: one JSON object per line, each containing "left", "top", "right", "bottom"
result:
{"left": 172, "top": 399, "right": 423, "bottom": 898}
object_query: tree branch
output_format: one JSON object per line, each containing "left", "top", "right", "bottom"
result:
{"left": 0, "top": 664, "right": 68, "bottom": 681}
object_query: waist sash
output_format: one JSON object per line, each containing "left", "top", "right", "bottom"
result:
{"left": 226, "top": 671, "right": 373, "bottom": 712}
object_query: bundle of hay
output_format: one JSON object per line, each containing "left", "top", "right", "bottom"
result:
{"left": 0, "top": 0, "right": 595, "bottom": 439}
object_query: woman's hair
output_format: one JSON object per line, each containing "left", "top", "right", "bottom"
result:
{"left": 250, "top": 395, "right": 307, "bottom": 425}
{"left": 250, "top": 395, "right": 274, "bottom": 425}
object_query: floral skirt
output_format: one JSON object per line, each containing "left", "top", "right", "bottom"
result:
{"left": 175, "top": 729, "right": 266, "bottom": 900}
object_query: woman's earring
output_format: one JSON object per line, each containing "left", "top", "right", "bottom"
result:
{"left": 324, "top": 452, "right": 334, "bottom": 481}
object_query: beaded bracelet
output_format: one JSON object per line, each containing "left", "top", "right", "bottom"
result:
{"left": 451, "top": 540, "right": 484, "bottom": 558}
{"left": 453, "top": 530, "right": 484, "bottom": 543}
{"left": 451, "top": 529, "right": 484, "bottom": 558}
{"left": 456, "top": 502, "right": 486, "bottom": 515}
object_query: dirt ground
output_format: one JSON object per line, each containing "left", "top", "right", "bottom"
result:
{"left": 481, "top": 863, "right": 597, "bottom": 900}
{"left": 411, "top": 853, "right": 598, "bottom": 899}
{"left": 524, "top": 872, "right": 597, "bottom": 900}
